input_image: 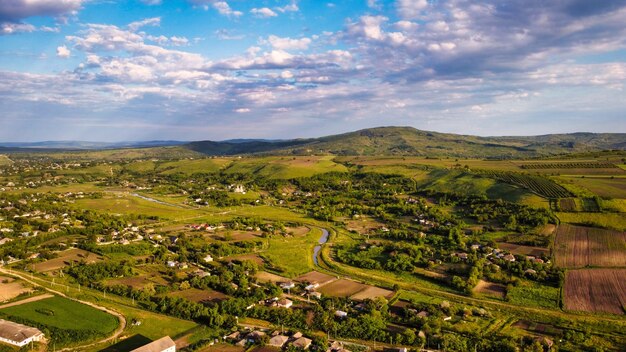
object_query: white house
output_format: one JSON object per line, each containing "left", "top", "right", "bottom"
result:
{"left": 0, "top": 319, "right": 45, "bottom": 347}
{"left": 276, "top": 298, "right": 293, "bottom": 309}
{"left": 131, "top": 336, "right": 176, "bottom": 352}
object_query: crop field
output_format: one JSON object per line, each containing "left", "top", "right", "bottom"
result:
{"left": 284, "top": 226, "right": 310, "bottom": 236}
{"left": 349, "top": 286, "right": 394, "bottom": 301}
{"left": 157, "top": 158, "right": 233, "bottom": 175}
{"left": 557, "top": 212, "right": 626, "bottom": 231}
{"left": 557, "top": 176, "right": 626, "bottom": 198}
{"left": 32, "top": 248, "right": 104, "bottom": 272}
{"left": 222, "top": 156, "right": 348, "bottom": 179}
{"left": 497, "top": 242, "right": 549, "bottom": 257}
{"left": 74, "top": 193, "right": 203, "bottom": 219}
{"left": 601, "top": 198, "right": 626, "bottom": 212}
{"left": 262, "top": 229, "right": 321, "bottom": 277}
{"left": 559, "top": 198, "right": 578, "bottom": 211}
{"left": 105, "top": 274, "right": 169, "bottom": 290}
{"left": 169, "top": 288, "right": 229, "bottom": 303}
{"left": 254, "top": 271, "right": 290, "bottom": 284}
{"left": 564, "top": 269, "right": 626, "bottom": 315}
{"left": 477, "top": 170, "right": 572, "bottom": 198}
{"left": 519, "top": 162, "right": 619, "bottom": 169}
{"left": 209, "top": 230, "right": 262, "bottom": 242}
{"left": 0, "top": 277, "right": 32, "bottom": 302}
{"left": 554, "top": 224, "right": 626, "bottom": 267}
{"left": 317, "top": 279, "right": 367, "bottom": 297}
{"left": 0, "top": 295, "right": 118, "bottom": 333}
{"left": 294, "top": 271, "right": 337, "bottom": 286}
{"left": 343, "top": 216, "right": 386, "bottom": 234}
{"left": 198, "top": 344, "right": 245, "bottom": 352}
{"left": 506, "top": 280, "right": 560, "bottom": 309}
{"left": 473, "top": 280, "right": 506, "bottom": 298}
{"left": 226, "top": 253, "right": 266, "bottom": 266}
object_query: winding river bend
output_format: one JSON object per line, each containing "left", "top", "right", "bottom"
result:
{"left": 313, "top": 228, "right": 329, "bottom": 266}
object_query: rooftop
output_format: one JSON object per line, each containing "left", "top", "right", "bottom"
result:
{"left": 130, "top": 336, "right": 176, "bottom": 352}
{"left": 0, "top": 319, "right": 44, "bottom": 344}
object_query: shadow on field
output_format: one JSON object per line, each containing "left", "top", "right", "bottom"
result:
{"left": 99, "top": 334, "right": 152, "bottom": 352}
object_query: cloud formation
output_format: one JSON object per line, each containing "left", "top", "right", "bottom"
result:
{"left": 0, "top": 0, "right": 625, "bottom": 140}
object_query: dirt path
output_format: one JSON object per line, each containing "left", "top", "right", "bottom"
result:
{"left": 0, "top": 293, "right": 53, "bottom": 309}
{"left": 0, "top": 268, "right": 127, "bottom": 351}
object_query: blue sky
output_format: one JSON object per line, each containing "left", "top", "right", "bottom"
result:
{"left": 0, "top": 0, "right": 625, "bottom": 141}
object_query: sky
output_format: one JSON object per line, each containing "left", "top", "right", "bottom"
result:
{"left": 0, "top": 0, "right": 625, "bottom": 142}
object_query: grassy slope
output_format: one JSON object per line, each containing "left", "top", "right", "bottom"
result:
{"left": 0, "top": 155, "right": 12, "bottom": 166}
{"left": 184, "top": 127, "right": 626, "bottom": 158}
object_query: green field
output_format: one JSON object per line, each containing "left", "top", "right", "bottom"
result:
{"left": 222, "top": 156, "right": 348, "bottom": 179}
{"left": 262, "top": 227, "right": 322, "bottom": 277}
{"left": 157, "top": 158, "right": 232, "bottom": 175}
{"left": 557, "top": 176, "right": 626, "bottom": 198}
{"left": 506, "top": 280, "right": 560, "bottom": 309}
{"left": 0, "top": 296, "right": 118, "bottom": 334}
{"left": 557, "top": 211, "right": 626, "bottom": 231}
{"left": 74, "top": 193, "right": 204, "bottom": 219}
{"left": 418, "top": 169, "right": 533, "bottom": 202}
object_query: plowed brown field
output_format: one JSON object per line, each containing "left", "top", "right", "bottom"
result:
{"left": 554, "top": 224, "right": 626, "bottom": 268}
{"left": 564, "top": 269, "right": 626, "bottom": 315}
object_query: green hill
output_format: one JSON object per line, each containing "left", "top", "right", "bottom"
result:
{"left": 185, "top": 127, "right": 626, "bottom": 158}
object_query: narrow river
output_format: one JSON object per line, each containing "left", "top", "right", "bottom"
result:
{"left": 313, "top": 228, "right": 329, "bottom": 266}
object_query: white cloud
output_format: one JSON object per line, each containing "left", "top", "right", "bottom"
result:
{"left": 367, "top": 0, "right": 380, "bottom": 10}
{"left": 213, "top": 1, "right": 242, "bottom": 17}
{"left": 266, "top": 35, "right": 311, "bottom": 50}
{"left": 234, "top": 108, "right": 250, "bottom": 113}
{"left": 396, "top": 0, "right": 427, "bottom": 19}
{"left": 56, "top": 45, "right": 71, "bottom": 58}
{"left": 128, "top": 17, "right": 161, "bottom": 31}
{"left": 140, "top": 0, "right": 162, "bottom": 5}
{"left": 251, "top": 8, "right": 277, "bottom": 18}
{"left": 276, "top": 1, "right": 299, "bottom": 13}
{"left": 1, "top": 22, "right": 35, "bottom": 35}
{"left": 0, "top": 0, "right": 84, "bottom": 22}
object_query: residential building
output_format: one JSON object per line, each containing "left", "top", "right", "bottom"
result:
{"left": 0, "top": 319, "right": 45, "bottom": 347}
{"left": 130, "top": 336, "right": 176, "bottom": 352}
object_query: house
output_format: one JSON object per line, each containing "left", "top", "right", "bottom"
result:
{"left": 131, "top": 336, "right": 176, "bottom": 352}
{"left": 310, "top": 291, "right": 322, "bottom": 299}
{"left": 416, "top": 310, "right": 429, "bottom": 318}
{"left": 327, "top": 341, "right": 352, "bottom": 352}
{"left": 280, "top": 282, "right": 295, "bottom": 290}
{"left": 503, "top": 254, "right": 516, "bottom": 262}
{"left": 166, "top": 261, "right": 178, "bottom": 268}
{"left": 335, "top": 310, "right": 348, "bottom": 318}
{"left": 203, "top": 254, "right": 213, "bottom": 263}
{"left": 268, "top": 335, "right": 289, "bottom": 348}
{"left": 224, "top": 331, "right": 240, "bottom": 341}
{"left": 0, "top": 319, "right": 45, "bottom": 347}
{"left": 276, "top": 298, "right": 293, "bottom": 309}
{"left": 246, "top": 331, "right": 265, "bottom": 343}
{"left": 305, "top": 283, "right": 319, "bottom": 291}
{"left": 292, "top": 337, "right": 312, "bottom": 350}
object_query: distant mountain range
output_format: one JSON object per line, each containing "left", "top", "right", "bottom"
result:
{"left": 1, "top": 127, "right": 625, "bottom": 158}
{"left": 0, "top": 140, "right": 187, "bottom": 150}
